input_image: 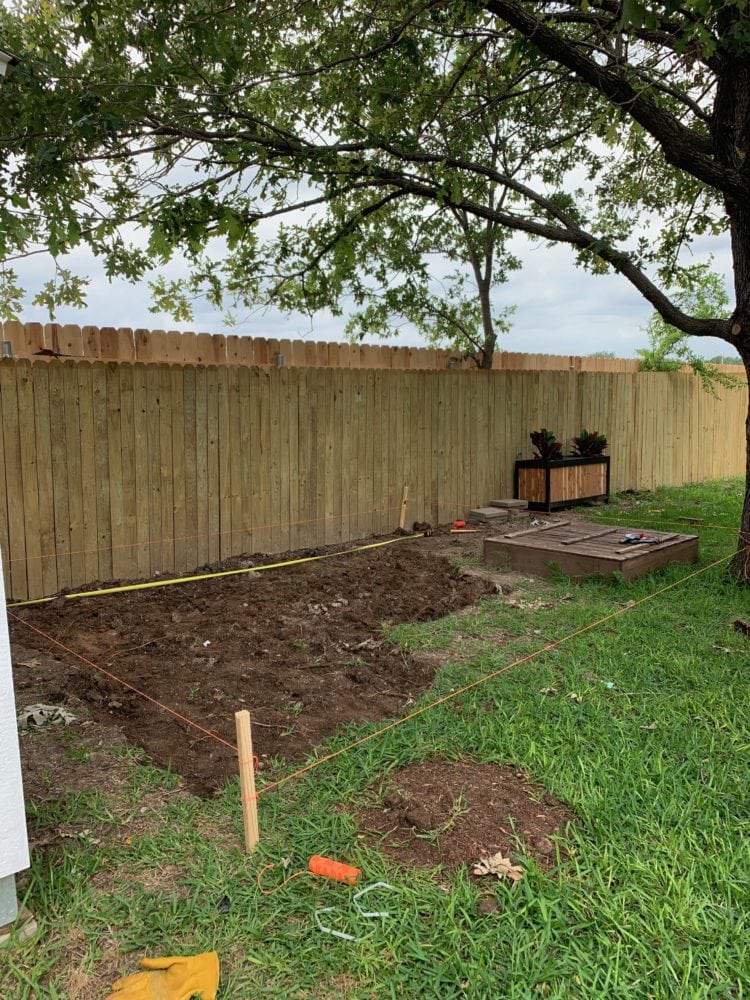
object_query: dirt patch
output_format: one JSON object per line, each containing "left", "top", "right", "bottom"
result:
{"left": 52, "top": 929, "right": 123, "bottom": 1000}
{"left": 13, "top": 714, "right": 189, "bottom": 855}
{"left": 11, "top": 542, "right": 492, "bottom": 794}
{"left": 357, "top": 759, "right": 576, "bottom": 873}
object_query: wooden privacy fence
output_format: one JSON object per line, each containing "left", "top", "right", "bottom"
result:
{"left": 0, "top": 359, "right": 745, "bottom": 601}
{"left": 6, "top": 320, "right": 742, "bottom": 375}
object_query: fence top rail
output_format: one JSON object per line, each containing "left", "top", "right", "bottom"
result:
{"left": 1, "top": 356, "right": 745, "bottom": 389}
{"left": 3, "top": 320, "right": 744, "bottom": 374}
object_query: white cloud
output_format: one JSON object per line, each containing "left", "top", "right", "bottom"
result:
{"left": 10, "top": 220, "right": 735, "bottom": 360}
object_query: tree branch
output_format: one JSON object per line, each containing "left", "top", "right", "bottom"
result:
{"left": 362, "top": 172, "right": 731, "bottom": 340}
{"left": 481, "top": 0, "right": 742, "bottom": 198}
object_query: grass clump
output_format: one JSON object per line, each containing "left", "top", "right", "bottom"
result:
{"left": 2, "top": 478, "right": 748, "bottom": 998}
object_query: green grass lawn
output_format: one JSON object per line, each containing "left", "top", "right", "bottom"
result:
{"left": 3, "top": 479, "right": 750, "bottom": 999}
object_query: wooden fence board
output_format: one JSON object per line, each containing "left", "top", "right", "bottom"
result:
{"left": 145, "top": 365, "right": 162, "bottom": 578}
{"left": 16, "top": 365, "right": 41, "bottom": 599}
{"left": 63, "top": 363, "right": 85, "bottom": 587}
{"left": 182, "top": 365, "right": 199, "bottom": 572}
{"left": 117, "top": 365, "right": 138, "bottom": 582}
{"left": 248, "top": 367, "right": 263, "bottom": 551}
{"left": 267, "top": 367, "right": 282, "bottom": 551}
{"left": 345, "top": 370, "right": 357, "bottom": 538}
{"left": 2, "top": 321, "right": 26, "bottom": 358}
{"left": 227, "top": 365, "right": 243, "bottom": 554}
{"left": 287, "top": 367, "right": 300, "bottom": 550}
{"left": 385, "top": 369, "right": 397, "bottom": 532}
{"left": 446, "top": 371, "right": 458, "bottom": 518}
{"left": 361, "top": 369, "right": 374, "bottom": 537}
{"left": 211, "top": 335, "right": 227, "bottom": 365}
{"left": 195, "top": 366, "right": 209, "bottom": 568}
{"left": 32, "top": 364, "right": 58, "bottom": 595}
{"left": 106, "top": 364, "right": 125, "bottom": 579}
{"left": 59, "top": 324, "right": 84, "bottom": 358}
{"left": 196, "top": 333, "right": 214, "bottom": 365}
{"left": 132, "top": 364, "right": 151, "bottom": 580}
{"left": 296, "top": 365, "right": 312, "bottom": 547}
{"left": 237, "top": 365, "right": 253, "bottom": 553}
{"left": 217, "top": 365, "right": 232, "bottom": 559}
{"left": 76, "top": 364, "right": 98, "bottom": 586}
{"left": 157, "top": 365, "right": 175, "bottom": 571}
{"left": 206, "top": 368, "right": 220, "bottom": 564}
{"left": 181, "top": 332, "right": 200, "bottom": 365}
{"left": 350, "top": 369, "right": 364, "bottom": 537}
{"left": 254, "top": 367, "right": 272, "bottom": 552}
{"left": 82, "top": 326, "right": 101, "bottom": 359}
{"left": 225, "top": 367, "right": 242, "bottom": 555}
{"left": 49, "top": 362, "right": 73, "bottom": 591}
{"left": 100, "top": 327, "right": 129, "bottom": 362}
{"left": 171, "top": 366, "right": 187, "bottom": 573}
{"left": 277, "top": 367, "right": 291, "bottom": 551}
{"left": 1, "top": 362, "right": 29, "bottom": 598}
{"left": 323, "top": 368, "right": 336, "bottom": 545}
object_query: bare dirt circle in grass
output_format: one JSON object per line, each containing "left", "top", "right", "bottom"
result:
{"left": 11, "top": 542, "right": 493, "bottom": 795}
{"left": 357, "top": 759, "right": 576, "bottom": 875}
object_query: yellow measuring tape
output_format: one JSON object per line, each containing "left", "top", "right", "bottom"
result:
{"left": 8, "top": 533, "right": 424, "bottom": 609}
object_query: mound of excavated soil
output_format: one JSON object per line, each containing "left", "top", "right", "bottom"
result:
{"left": 357, "top": 759, "right": 576, "bottom": 874}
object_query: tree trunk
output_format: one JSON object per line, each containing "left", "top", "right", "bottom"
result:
{"left": 730, "top": 343, "right": 750, "bottom": 581}
{"left": 714, "top": 8, "right": 750, "bottom": 580}
{"left": 477, "top": 277, "right": 496, "bottom": 369}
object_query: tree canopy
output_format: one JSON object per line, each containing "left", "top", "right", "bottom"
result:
{"left": 1, "top": 1, "right": 742, "bottom": 339}
{"left": 2, "top": 0, "right": 750, "bottom": 565}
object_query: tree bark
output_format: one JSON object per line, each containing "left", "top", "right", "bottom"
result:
{"left": 478, "top": 278, "right": 496, "bottom": 370}
{"left": 729, "top": 344, "right": 750, "bottom": 581}
{"left": 713, "top": 7, "right": 750, "bottom": 579}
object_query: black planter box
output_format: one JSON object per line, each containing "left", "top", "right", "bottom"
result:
{"left": 514, "top": 455, "right": 610, "bottom": 512}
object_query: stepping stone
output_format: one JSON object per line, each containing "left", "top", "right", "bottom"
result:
{"left": 468, "top": 507, "right": 510, "bottom": 523}
{"left": 489, "top": 499, "right": 528, "bottom": 510}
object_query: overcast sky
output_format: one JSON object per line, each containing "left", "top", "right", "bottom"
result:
{"left": 11, "top": 222, "right": 737, "bottom": 361}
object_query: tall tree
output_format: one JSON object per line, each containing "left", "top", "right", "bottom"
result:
{"left": 1, "top": 0, "right": 750, "bottom": 572}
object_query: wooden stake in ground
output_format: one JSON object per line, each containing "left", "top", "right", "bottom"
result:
{"left": 399, "top": 484, "right": 409, "bottom": 531}
{"left": 235, "top": 710, "right": 259, "bottom": 853}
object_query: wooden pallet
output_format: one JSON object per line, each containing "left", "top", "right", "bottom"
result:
{"left": 484, "top": 520, "right": 699, "bottom": 581}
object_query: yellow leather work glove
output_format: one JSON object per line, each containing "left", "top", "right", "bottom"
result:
{"left": 105, "top": 951, "right": 220, "bottom": 1000}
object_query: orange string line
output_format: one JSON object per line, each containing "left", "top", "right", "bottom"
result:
{"left": 8, "top": 611, "right": 238, "bottom": 752}
{"left": 256, "top": 863, "right": 310, "bottom": 896}
{"left": 257, "top": 545, "right": 747, "bottom": 798}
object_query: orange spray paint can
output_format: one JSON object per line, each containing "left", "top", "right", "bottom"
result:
{"left": 308, "top": 855, "right": 362, "bottom": 885}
